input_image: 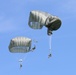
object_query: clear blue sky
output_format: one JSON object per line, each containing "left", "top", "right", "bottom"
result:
{"left": 0, "top": 0, "right": 76, "bottom": 75}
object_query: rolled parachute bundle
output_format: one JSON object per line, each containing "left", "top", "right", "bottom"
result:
{"left": 8, "top": 37, "right": 32, "bottom": 53}
{"left": 28, "top": 10, "right": 62, "bottom": 35}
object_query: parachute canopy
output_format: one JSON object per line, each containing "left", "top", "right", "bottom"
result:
{"left": 9, "top": 37, "right": 32, "bottom": 53}
{"left": 28, "top": 10, "right": 62, "bottom": 35}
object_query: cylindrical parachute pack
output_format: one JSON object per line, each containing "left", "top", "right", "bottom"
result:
{"left": 9, "top": 37, "right": 32, "bottom": 53}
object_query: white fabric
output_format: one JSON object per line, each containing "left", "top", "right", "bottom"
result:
{"left": 28, "top": 10, "right": 61, "bottom": 29}
{"left": 9, "top": 37, "right": 32, "bottom": 53}
{"left": 28, "top": 10, "right": 52, "bottom": 29}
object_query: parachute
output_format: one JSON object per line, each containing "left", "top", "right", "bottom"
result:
{"left": 8, "top": 36, "right": 36, "bottom": 68}
{"left": 28, "top": 10, "right": 61, "bottom": 36}
{"left": 28, "top": 10, "right": 62, "bottom": 57}
{"left": 9, "top": 37, "right": 32, "bottom": 53}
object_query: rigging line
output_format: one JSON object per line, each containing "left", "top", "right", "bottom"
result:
{"left": 49, "top": 35, "right": 52, "bottom": 53}
{"left": 14, "top": 53, "right": 28, "bottom": 64}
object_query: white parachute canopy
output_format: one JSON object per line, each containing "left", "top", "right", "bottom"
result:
{"left": 9, "top": 37, "right": 32, "bottom": 53}
{"left": 28, "top": 10, "right": 51, "bottom": 29}
{"left": 28, "top": 10, "right": 61, "bottom": 35}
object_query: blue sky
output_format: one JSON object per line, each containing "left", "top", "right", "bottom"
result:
{"left": 0, "top": 0, "right": 76, "bottom": 75}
